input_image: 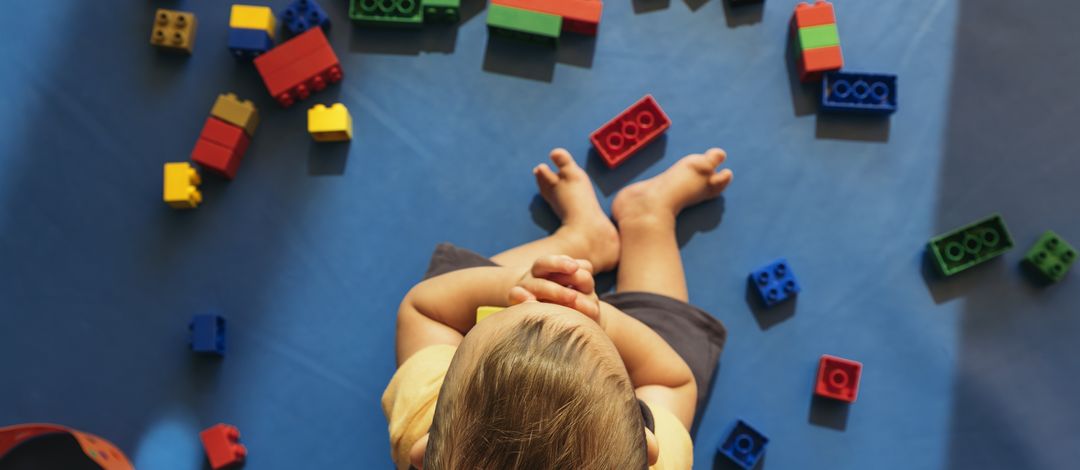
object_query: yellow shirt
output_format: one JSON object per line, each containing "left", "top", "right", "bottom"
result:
{"left": 382, "top": 345, "right": 693, "bottom": 469}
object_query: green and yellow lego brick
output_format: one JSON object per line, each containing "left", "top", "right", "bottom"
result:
{"left": 230, "top": 5, "right": 277, "bottom": 39}
{"left": 349, "top": 0, "right": 424, "bottom": 27}
{"left": 210, "top": 93, "right": 259, "bottom": 137}
{"left": 476, "top": 306, "right": 505, "bottom": 323}
{"left": 797, "top": 23, "right": 839, "bottom": 52}
{"left": 150, "top": 9, "right": 197, "bottom": 54}
{"left": 422, "top": 0, "right": 460, "bottom": 22}
{"left": 1024, "top": 230, "right": 1076, "bottom": 283}
{"left": 163, "top": 162, "right": 202, "bottom": 209}
{"left": 308, "top": 103, "right": 353, "bottom": 142}
{"left": 487, "top": 3, "right": 561, "bottom": 45}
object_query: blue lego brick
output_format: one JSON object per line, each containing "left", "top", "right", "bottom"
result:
{"left": 749, "top": 258, "right": 801, "bottom": 307}
{"left": 821, "top": 71, "right": 898, "bottom": 114}
{"left": 189, "top": 314, "right": 226, "bottom": 356}
{"left": 717, "top": 420, "right": 769, "bottom": 470}
{"left": 227, "top": 28, "right": 274, "bottom": 61}
{"left": 281, "top": 0, "right": 331, "bottom": 36}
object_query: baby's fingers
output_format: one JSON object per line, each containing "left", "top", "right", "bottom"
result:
{"left": 508, "top": 286, "right": 536, "bottom": 306}
{"left": 543, "top": 268, "right": 595, "bottom": 295}
{"left": 517, "top": 277, "right": 579, "bottom": 307}
{"left": 531, "top": 255, "right": 579, "bottom": 278}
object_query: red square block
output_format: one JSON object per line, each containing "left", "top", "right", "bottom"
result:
{"left": 199, "top": 423, "right": 246, "bottom": 469}
{"left": 792, "top": 0, "right": 835, "bottom": 29}
{"left": 253, "top": 28, "right": 342, "bottom": 107}
{"left": 589, "top": 94, "right": 671, "bottom": 169}
{"left": 191, "top": 117, "right": 250, "bottom": 179}
{"left": 815, "top": 354, "right": 862, "bottom": 403}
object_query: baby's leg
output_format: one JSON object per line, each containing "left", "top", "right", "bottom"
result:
{"left": 611, "top": 149, "right": 732, "bottom": 301}
{"left": 490, "top": 149, "right": 620, "bottom": 273}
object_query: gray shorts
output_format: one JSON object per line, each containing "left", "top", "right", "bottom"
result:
{"left": 423, "top": 243, "right": 727, "bottom": 417}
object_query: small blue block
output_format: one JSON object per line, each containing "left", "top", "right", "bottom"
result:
{"left": 280, "top": 0, "right": 331, "bottom": 36}
{"left": 821, "top": 71, "right": 898, "bottom": 114}
{"left": 227, "top": 28, "right": 274, "bottom": 61}
{"left": 717, "top": 420, "right": 769, "bottom": 470}
{"left": 189, "top": 314, "right": 226, "bottom": 356}
{"left": 749, "top": 258, "right": 800, "bottom": 307}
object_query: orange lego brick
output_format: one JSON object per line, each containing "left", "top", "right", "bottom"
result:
{"left": 792, "top": 0, "right": 835, "bottom": 29}
{"left": 798, "top": 45, "right": 843, "bottom": 82}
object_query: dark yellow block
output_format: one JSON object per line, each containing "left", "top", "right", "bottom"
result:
{"left": 150, "top": 9, "right": 197, "bottom": 54}
{"left": 210, "top": 93, "right": 259, "bottom": 136}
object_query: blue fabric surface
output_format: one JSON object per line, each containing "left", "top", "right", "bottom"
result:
{"left": 1, "top": 0, "right": 1077, "bottom": 469}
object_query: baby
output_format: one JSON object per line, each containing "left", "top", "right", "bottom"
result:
{"left": 384, "top": 148, "right": 733, "bottom": 469}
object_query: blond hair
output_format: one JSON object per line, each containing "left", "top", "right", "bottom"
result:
{"left": 426, "top": 315, "right": 646, "bottom": 469}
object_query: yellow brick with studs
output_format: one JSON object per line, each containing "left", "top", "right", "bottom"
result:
{"left": 230, "top": 5, "right": 277, "bottom": 39}
{"left": 308, "top": 104, "right": 353, "bottom": 142}
{"left": 163, "top": 162, "right": 202, "bottom": 209}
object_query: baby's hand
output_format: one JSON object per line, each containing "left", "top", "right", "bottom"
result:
{"left": 509, "top": 255, "right": 601, "bottom": 321}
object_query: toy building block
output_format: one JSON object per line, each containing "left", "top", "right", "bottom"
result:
{"left": 476, "top": 306, "right": 505, "bottom": 323}
{"left": 589, "top": 95, "right": 671, "bottom": 169}
{"left": 253, "top": 28, "right": 343, "bottom": 108}
{"left": 1024, "top": 231, "right": 1076, "bottom": 283}
{"left": 199, "top": 424, "right": 246, "bottom": 470}
{"left": 308, "top": 104, "right": 353, "bottom": 142}
{"left": 815, "top": 354, "right": 862, "bottom": 403}
{"left": 189, "top": 314, "right": 226, "bottom": 356}
{"left": 821, "top": 72, "right": 897, "bottom": 114}
{"left": 228, "top": 28, "right": 274, "bottom": 61}
{"left": 491, "top": 0, "right": 603, "bottom": 35}
{"left": 486, "top": 4, "right": 562, "bottom": 45}
{"left": 230, "top": 5, "right": 277, "bottom": 40}
{"left": 728, "top": 0, "right": 764, "bottom": 5}
{"left": 150, "top": 9, "right": 197, "bottom": 54}
{"left": 791, "top": 1, "right": 842, "bottom": 82}
{"left": 349, "top": 0, "right": 424, "bottom": 27}
{"left": 422, "top": 0, "right": 461, "bottom": 23}
{"left": 191, "top": 117, "right": 252, "bottom": 179}
{"left": 928, "top": 214, "right": 1014, "bottom": 276}
{"left": 717, "top": 420, "right": 768, "bottom": 470}
{"left": 281, "top": 0, "right": 331, "bottom": 35}
{"left": 210, "top": 93, "right": 260, "bottom": 137}
{"left": 163, "top": 162, "right": 202, "bottom": 209}
{"left": 749, "top": 258, "right": 800, "bottom": 307}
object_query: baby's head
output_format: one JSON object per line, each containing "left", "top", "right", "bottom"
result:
{"left": 418, "top": 302, "right": 652, "bottom": 469}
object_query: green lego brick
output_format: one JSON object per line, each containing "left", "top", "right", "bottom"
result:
{"left": 798, "top": 24, "right": 840, "bottom": 51}
{"left": 422, "top": 0, "right": 460, "bottom": 22}
{"left": 928, "top": 214, "right": 1014, "bottom": 276}
{"left": 349, "top": 0, "right": 423, "bottom": 26}
{"left": 486, "top": 4, "right": 561, "bottom": 45}
{"left": 1024, "top": 230, "right": 1076, "bottom": 283}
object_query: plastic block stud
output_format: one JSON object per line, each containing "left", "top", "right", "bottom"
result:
{"left": 791, "top": 1, "right": 842, "bottom": 82}
{"left": 422, "top": 0, "right": 461, "bottom": 23}
{"left": 476, "top": 306, "right": 505, "bottom": 323}
{"left": 210, "top": 93, "right": 260, "bottom": 137}
{"left": 163, "top": 162, "right": 202, "bottom": 209}
{"left": 749, "top": 258, "right": 800, "bottom": 307}
{"left": 191, "top": 117, "right": 252, "bottom": 179}
{"left": 199, "top": 424, "right": 246, "bottom": 470}
{"left": 150, "top": 9, "right": 197, "bottom": 54}
{"left": 589, "top": 95, "right": 671, "bottom": 169}
{"left": 230, "top": 5, "right": 277, "bottom": 39}
{"left": 717, "top": 420, "right": 768, "bottom": 470}
{"left": 491, "top": 0, "right": 602, "bottom": 35}
{"left": 253, "top": 28, "right": 343, "bottom": 108}
{"left": 227, "top": 28, "right": 274, "bottom": 61}
{"left": 928, "top": 214, "right": 1014, "bottom": 276}
{"left": 486, "top": 4, "right": 562, "bottom": 45}
{"left": 349, "top": 0, "right": 424, "bottom": 27}
{"left": 815, "top": 354, "right": 862, "bottom": 403}
{"left": 189, "top": 314, "right": 226, "bottom": 356}
{"left": 308, "top": 104, "right": 353, "bottom": 142}
{"left": 281, "top": 0, "right": 331, "bottom": 35}
{"left": 1024, "top": 231, "right": 1076, "bottom": 283}
{"left": 821, "top": 72, "right": 897, "bottom": 114}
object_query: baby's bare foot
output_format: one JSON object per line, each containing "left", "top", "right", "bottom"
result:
{"left": 612, "top": 148, "right": 733, "bottom": 226}
{"left": 534, "top": 148, "right": 620, "bottom": 272}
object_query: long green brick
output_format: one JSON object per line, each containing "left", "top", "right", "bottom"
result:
{"left": 928, "top": 214, "right": 1014, "bottom": 276}
{"left": 487, "top": 4, "right": 561, "bottom": 44}
{"left": 1024, "top": 230, "right": 1076, "bottom": 282}
{"left": 349, "top": 0, "right": 424, "bottom": 27}
{"left": 798, "top": 24, "right": 840, "bottom": 51}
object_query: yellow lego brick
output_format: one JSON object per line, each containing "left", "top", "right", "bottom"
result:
{"left": 210, "top": 93, "right": 259, "bottom": 136}
{"left": 307, "top": 103, "right": 353, "bottom": 142}
{"left": 476, "top": 306, "right": 505, "bottom": 323}
{"left": 150, "top": 9, "right": 197, "bottom": 54}
{"left": 163, "top": 162, "right": 203, "bottom": 209}
{"left": 230, "top": 5, "right": 277, "bottom": 40}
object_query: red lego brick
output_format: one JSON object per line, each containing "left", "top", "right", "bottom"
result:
{"left": 199, "top": 117, "right": 249, "bottom": 153}
{"left": 199, "top": 423, "right": 246, "bottom": 469}
{"left": 253, "top": 28, "right": 342, "bottom": 108}
{"left": 192, "top": 139, "right": 240, "bottom": 179}
{"left": 814, "top": 354, "right": 862, "bottom": 403}
{"left": 491, "top": 0, "right": 602, "bottom": 35}
{"left": 798, "top": 45, "right": 843, "bottom": 82}
{"left": 589, "top": 94, "right": 671, "bottom": 169}
{"left": 792, "top": 0, "right": 835, "bottom": 29}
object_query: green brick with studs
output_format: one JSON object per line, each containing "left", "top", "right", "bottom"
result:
{"left": 1024, "top": 230, "right": 1076, "bottom": 282}
{"left": 928, "top": 214, "right": 1014, "bottom": 276}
